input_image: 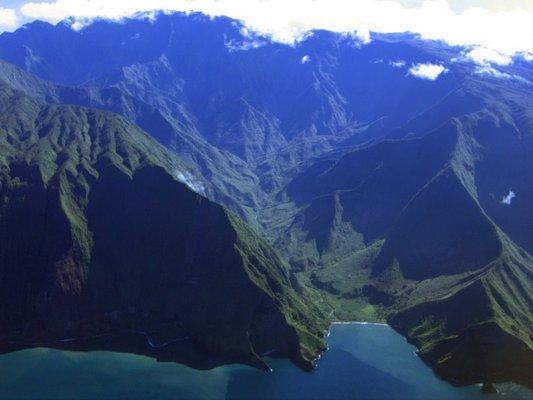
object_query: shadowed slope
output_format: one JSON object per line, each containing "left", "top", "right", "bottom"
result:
{"left": 0, "top": 83, "right": 328, "bottom": 371}
{"left": 281, "top": 107, "right": 533, "bottom": 386}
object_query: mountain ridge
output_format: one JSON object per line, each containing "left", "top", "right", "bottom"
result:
{"left": 0, "top": 80, "right": 328, "bottom": 372}
{"left": 0, "top": 12, "right": 531, "bottom": 388}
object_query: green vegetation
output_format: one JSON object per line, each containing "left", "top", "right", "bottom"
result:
{"left": 0, "top": 16, "right": 531, "bottom": 389}
{"left": 276, "top": 101, "right": 533, "bottom": 387}
{"left": 0, "top": 82, "right": 328, "bottom": 371}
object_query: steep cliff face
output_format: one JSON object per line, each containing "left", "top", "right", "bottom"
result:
{"left": 280, "top": 109, "right": 533, "bottom": 386}
{"left": 0, "top": 12, "right": 531, "bottom": 388}
{"left": 0, "top": 83, "right": 328, "bottom": 370}
{"left": 390, "top": 250, "right": 533, "bottom": 387}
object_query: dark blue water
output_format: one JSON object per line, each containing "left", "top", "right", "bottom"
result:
{"left": 0, "top": 323, "right": 530, "bottom": 400}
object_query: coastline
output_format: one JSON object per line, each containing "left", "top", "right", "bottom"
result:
{"left": 331, "top": 321, "right": 388, "bottom": 326}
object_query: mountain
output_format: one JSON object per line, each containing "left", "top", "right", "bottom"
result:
{"left": 0, "top": 81, "right": 328, "bottom": 371}
{"left": 0, "top": 11, "right": 531, "bottom": 388}
{"left": 278, "top": 81, "right": 533, "bottom": 386}
{"left": 0, "top": 13, "right": 466, "bottom": 220}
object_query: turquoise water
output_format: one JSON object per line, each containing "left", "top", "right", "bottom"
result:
{"left": 0, "top": 323, "right": 530, "bottom": 400}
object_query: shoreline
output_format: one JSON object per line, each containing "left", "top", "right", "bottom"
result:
{"left": 331, "top": 321, "right": 388, "bottom": 326}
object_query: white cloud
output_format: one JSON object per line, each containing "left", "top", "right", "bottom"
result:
{"left": 0, "top": 7, "right": 18, "bottom": 28}
{"left": 408, "top": 62, "right": 448, "bottom": 80}
{"left": 501, "top": 190, "right": 515, "bottom": 205}
{"left": 466, "top": 47, "right": 513, "bottom": 65}
{"left": 389, "top": 59, "right": 406, "bottom": 68}
{"left": 301, "top": 55, "right": 311, "bottom": 64}
{"left": 225, "top": 37, "right": 265, "bottom": 52}
{"left": 474, "top": 65, "right": 531, "bottom": 84}
{"left": 70, "top": 20, "right": 84, "bottom": 31}
{"left": 175, "top": 169, "right": 206, "bottom": 195}
{"left": 352, "top": 28, "right": 371, "bottom": 44}
{"left": 15, "top": 0, "right": 533, "bottom": 58}
{"left": 224, "top": 24, "right": 267, "bottom": 51}
{"left": 225, "top": 29, "right": 266, "bottom": 52}
{"left": 474, "top": 65, "right": 511, "bottom": 79}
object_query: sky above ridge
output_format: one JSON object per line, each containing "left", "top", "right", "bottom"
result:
{"left": 0, "top": 0, "right": 532, "bottom": 60}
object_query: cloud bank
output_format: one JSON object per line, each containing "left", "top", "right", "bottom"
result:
{"left": 16, "top": 0, "right": 533, "bottom": 60}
